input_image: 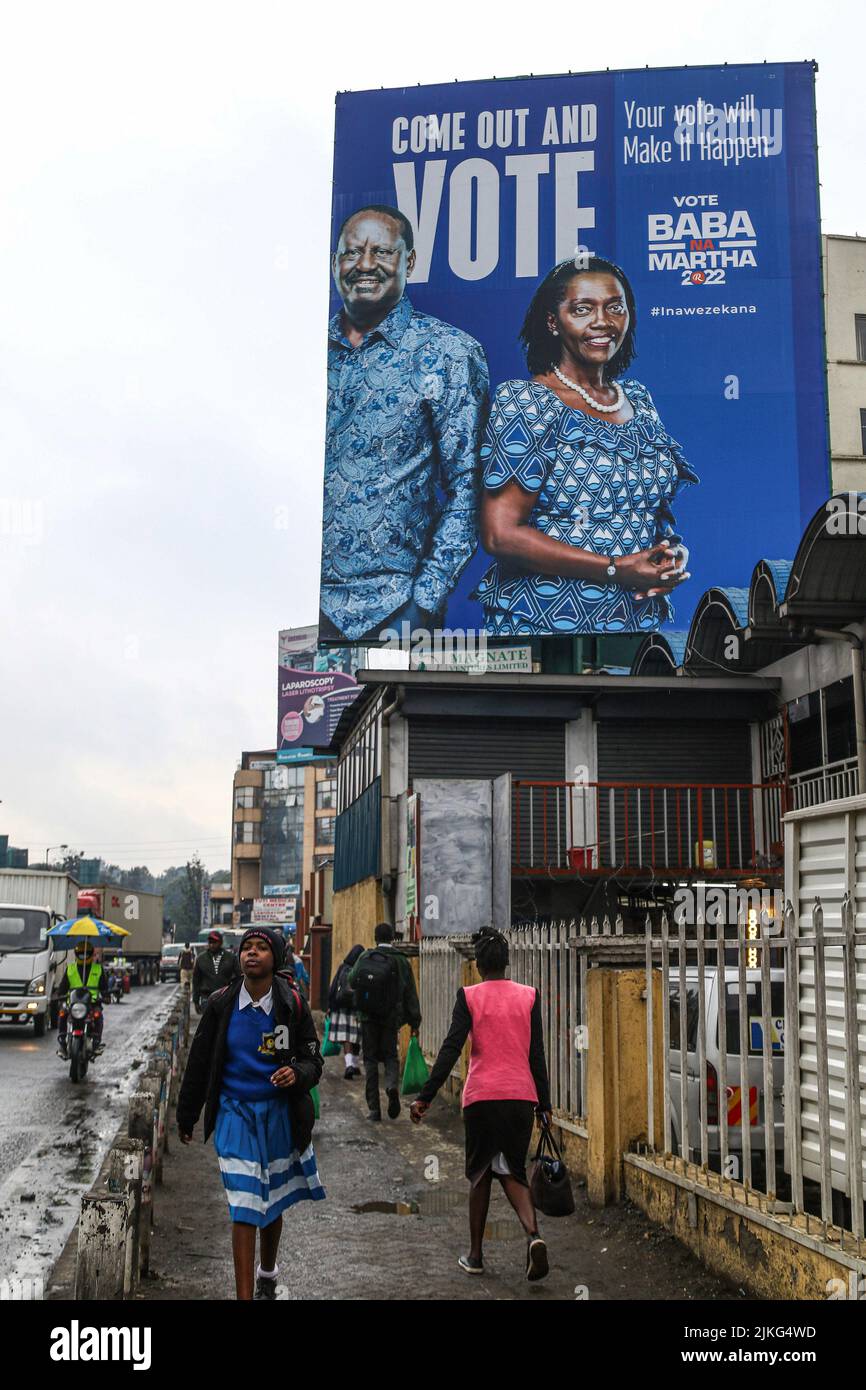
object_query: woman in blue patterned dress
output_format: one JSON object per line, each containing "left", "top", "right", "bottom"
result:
{"left": 474, "top": 258, "right": 698, "bottom": 635}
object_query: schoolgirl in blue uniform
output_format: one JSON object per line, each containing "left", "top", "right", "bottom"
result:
{"left": 178, "top": 926, "right": 325, "bottom": 1299}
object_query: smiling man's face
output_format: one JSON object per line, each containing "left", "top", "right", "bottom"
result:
{"left": 333, "top": 212, "right": 415, "bottom": 327}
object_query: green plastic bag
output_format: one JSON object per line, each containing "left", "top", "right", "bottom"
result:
{"left": 400, "top": 1035, "right": 430, "bottom": 1096}
{"left": 311, "top": 1085, "right": 320, "bottom": 1120}
{"left": 322, "top": 1016, "right": 341, "bottom": 1057}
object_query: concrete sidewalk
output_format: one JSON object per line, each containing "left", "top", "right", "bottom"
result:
{"left": 121, "top": 1055, "right": 740, "bottom": 1302}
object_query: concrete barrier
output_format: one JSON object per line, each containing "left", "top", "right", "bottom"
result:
{"left": 144, "top": 1057, "right": 169, "bottom": 1180}
{"left": 72, "top": 985, "right": 191, "bottom": 1299}
{"left": 107, "top": 1137, "right": 145, "bottom": 1295}
{"left": 128, "top": 1081, "right": 159, "bottom": 1277}
{"left": 74, "top": 1190, "right": 129, "bottom": 1300}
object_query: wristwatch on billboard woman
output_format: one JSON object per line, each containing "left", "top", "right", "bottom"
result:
{"left": 605, "top": 556, "right": 618, "bottom": 581}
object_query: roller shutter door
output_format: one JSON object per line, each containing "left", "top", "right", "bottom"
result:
{"left": 597, "top": 718, "right": 752, "bottom": 783}
{"left": 409, "top": 716, "right": 565, "bottom": 782}
{"left": 596, "top": 718, "right": 756, "bottom": 871}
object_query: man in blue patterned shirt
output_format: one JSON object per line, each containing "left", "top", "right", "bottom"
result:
{"left": 320, "top": 205, "right": 489, "bottom": 643}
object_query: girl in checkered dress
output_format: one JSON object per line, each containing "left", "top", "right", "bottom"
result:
{"left": 327, "top": 945, "right": 364, "bottom": 1078}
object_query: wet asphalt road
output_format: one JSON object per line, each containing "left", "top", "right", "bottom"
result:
{"left": 0, "top": 982, "right": 179, "bottom": 1289}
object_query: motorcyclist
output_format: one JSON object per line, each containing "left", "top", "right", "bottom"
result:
{"left": 57, "top": 942, "right": 108, "bottom": 1059}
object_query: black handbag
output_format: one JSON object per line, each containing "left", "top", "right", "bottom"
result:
{"left": 529, "top": 1123, "right": 575, "bottom": 1217}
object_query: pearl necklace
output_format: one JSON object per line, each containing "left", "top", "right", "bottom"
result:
{"left": 552, "top": 365, "right": 624, "bottom": 414}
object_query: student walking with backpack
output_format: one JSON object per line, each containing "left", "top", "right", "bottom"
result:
{"left": 349, "top": 923, "right": 421, "bottom": 1122}
{"left": 327, "top": 944, "right": 364, "bottom": 1079}
{"left": 177, "top": 926, "right": 325, "bottom": 1300}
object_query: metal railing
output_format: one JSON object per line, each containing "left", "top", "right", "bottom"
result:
{"left": 513, "top": 780, "right": 784, "bottom": 876}
{"left": 789, "top": 757, "right": 859, "bottom": 810}
{"left": 642, "top": 903, "right": 866, "bottom": 1249}
{"left": 418, "top": 920, "right": 622, "bottom": 1122}
{"left": 505, "top": 921, "right": 585, "bottom": 1120}
{"left": 419, "top": 936, "right": 467, "bottom": 1079}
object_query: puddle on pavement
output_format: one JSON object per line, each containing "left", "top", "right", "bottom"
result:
{"left": 351, "top": 1199, "right": 420, "bottom": 1215}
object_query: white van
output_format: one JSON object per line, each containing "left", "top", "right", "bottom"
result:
{"left": 668, "top": 966, "right": 785, "bottom": 1180}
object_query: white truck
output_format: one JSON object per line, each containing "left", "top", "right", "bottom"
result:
{"left": 0, "top": 870, "right": 80, "bottom": 1036}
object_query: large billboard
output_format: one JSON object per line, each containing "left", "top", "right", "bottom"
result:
{"left": 277, "top": 625, "right": 364, "bottom": 751}
{"left": 318, "top": 62, "right": 827, "bottom": 642}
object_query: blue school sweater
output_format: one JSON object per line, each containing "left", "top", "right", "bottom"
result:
{"left": 221, "top": 998, "right": 282, "bottom": 1102}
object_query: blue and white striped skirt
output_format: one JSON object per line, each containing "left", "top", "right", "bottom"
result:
{"left": 214, "top": 1095, "right": 326, "bottom": 1226}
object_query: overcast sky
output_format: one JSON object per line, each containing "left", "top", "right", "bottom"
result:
{"left": 1, "top": 1, "right": 863, "bottom": 873}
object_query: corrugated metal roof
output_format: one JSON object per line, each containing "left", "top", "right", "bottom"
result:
{"left": 783, "top": 493, "right": 866, "bottom": 619}
{"left": 686, "top": 587, "right": 753, "bottom": 669}
{"left": 763, "top": 559, "right": 794, "bottom": 600}
{"left": 630, "top": 630, "right": 688, "bottom": 674}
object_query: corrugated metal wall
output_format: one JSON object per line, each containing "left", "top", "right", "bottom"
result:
{"left": 786, "top": 800, "right": 866, "bottom": 1198}
{"left": 408, "top": 716, "right": 565, "bottom": 782}
{"left": 334, "top": 778, "right": 381, "bottom": 892}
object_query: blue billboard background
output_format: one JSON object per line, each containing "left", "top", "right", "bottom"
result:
{"left": 323, "top": 62, "right": 827, "bottom": 639}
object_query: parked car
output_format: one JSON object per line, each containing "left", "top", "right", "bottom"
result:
{"left": 668, "top": 966, "right": 785, "bottom": 1181}
{"left": 159, "top": 944, "right": 183, "bottom": 982}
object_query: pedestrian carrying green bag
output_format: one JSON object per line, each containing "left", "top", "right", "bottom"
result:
{"left": 400, "top": 1035, "right": 430, "bottom": 1095}
{"left": 322, "top": 1016, "right": 341, "bottom": 1057}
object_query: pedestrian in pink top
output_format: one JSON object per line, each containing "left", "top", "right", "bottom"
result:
{"left": 411, "top": 927, "right": 553, "bottom": 1282}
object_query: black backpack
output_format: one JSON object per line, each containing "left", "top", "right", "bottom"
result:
{"left": 332, "top": 962, "right": 356, "bottom": 1011}
{"left": 352, "top": 949, "right": 399, "bottom": 1018}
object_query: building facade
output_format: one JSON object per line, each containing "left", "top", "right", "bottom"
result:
{"left": 230, "top": 750, "right": 337, "bottom": 925}
{"left": 824, "top": 234, "right": 866, "bottom": 492}
{"left": 328, "top": 494, "right": 866, "bottom": 964}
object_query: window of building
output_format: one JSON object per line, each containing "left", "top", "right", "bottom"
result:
{"left": 264, "top": 788, "right": 301, "bottom": 809}
{"left": 337, "top": 696, "right": 383, "bottom": 812}
{"left": 316, "top": 816, "right": 336, "bottom": 846}
{"left": 856, "top": 314, "right": 866, "bottom": 363}
{"left": 265, "top": 765, "right": 304, "bottom": 792}
{"left": 316, "top": 778, "right": 336, "bottom": 810}
{"left": 234, "top": 786, "right": 259, "bottom": 809}
{"left": 233, "top": 822, "right": 261, "bottom": 844}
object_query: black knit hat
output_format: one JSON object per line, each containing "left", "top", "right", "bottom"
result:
{"left": 238, "top": 926, "right": 286, "bottom": 970}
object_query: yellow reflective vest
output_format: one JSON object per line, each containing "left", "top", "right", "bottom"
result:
{"left": 67, "top": 960, "right": 103, "bottom": 1001}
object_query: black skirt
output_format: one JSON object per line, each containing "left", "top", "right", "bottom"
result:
{"left": 463, "top": 1100, "right": 535, "bottom": 1186}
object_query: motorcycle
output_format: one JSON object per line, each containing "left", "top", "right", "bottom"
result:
{"left": 66, "top": 986, "right": 101, "bottom": 1083}
{"left": 106, "top": 971, "right": 123, "bottom": 1005}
